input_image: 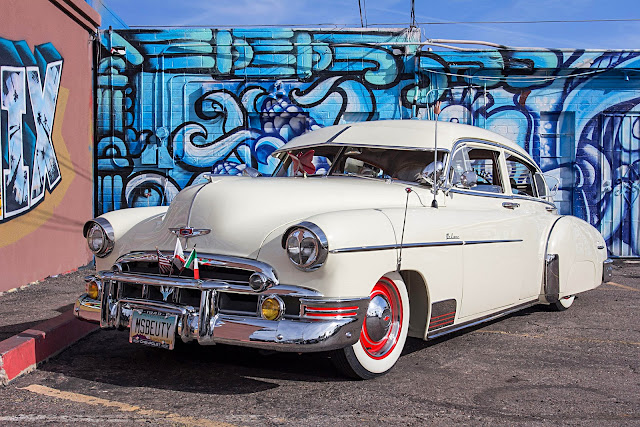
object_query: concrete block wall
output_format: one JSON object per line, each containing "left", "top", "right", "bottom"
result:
{"left": 96, "top": 28, "right": 640, "bottom": 257}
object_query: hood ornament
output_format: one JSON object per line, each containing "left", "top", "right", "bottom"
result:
{"left": 169, "top": 227, "right": 211, "bottom": 237}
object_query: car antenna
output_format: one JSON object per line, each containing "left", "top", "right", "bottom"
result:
{"left": 431, "top": 101, "right": 441, "bottom": 209}
{"left": 397, "top": 187, "right": 412, "bottom": 271}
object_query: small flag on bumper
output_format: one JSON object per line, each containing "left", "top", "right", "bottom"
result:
{"left": 185, "top": 247, "right": 199, "bottom": 279}
{"left": 156, "top": 247, "right": 172, "bottom": 274}
{"left": 173, "top": 238, "right": 185, "bottom": 271}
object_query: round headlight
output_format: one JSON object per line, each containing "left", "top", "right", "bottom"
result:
{"left": 87, "top": 224, "right": 105, "bottom": 253}
{"left": 283, "top": 222, "right": 328, "bottom": 271}
{"left": 83, "top": 218, "right": 114, "bottom": 257}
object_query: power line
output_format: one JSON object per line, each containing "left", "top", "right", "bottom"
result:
{"left": 127, "top": 18, "right": 640, "bottom": 29}
{"left": 358, "top": 0, "right": 364, "bottom": 28}
{"left": 416, "top": 18, "right": 640, "bottom": 25}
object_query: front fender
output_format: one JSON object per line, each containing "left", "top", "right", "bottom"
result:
{"left": 257, "top": 209, "right": 398, "bottom": 298}
{"left": 87, "top": 206, "right": 169, "bottom": 270}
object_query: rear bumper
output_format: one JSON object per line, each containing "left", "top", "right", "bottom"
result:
{"left": 74, "top": 271, "right": 368, "bottom": 353}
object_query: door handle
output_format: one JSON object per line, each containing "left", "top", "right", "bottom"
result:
{"left": 502, "top": 201, "right": 520, "bottom": 210}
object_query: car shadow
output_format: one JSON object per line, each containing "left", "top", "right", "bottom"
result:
{"left": 38, "top": 303, "right": 550, "bottom": 394}
{"left": 401, "top": 304, "right": 545, "bottom": 356}
{"left": 39, "top": 328, "right": 351, "bottom": 395}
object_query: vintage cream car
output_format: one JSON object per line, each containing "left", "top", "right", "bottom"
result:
{"left": 75, "top": 120, "right": 612, "bottom": 379}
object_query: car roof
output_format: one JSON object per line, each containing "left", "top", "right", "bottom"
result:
{"left": 274, "top": 119, "right": 531, "bottom": 160}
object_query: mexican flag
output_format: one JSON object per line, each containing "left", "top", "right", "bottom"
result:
{"left": 185, "top": 247, "right": 200, "bottom": 280}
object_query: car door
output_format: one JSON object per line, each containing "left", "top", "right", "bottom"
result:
{"left": 448, "top": 142, "right": 531, "bottom": 318}
{"left": 503, "top": 151, "right": 558, "bottom": 301}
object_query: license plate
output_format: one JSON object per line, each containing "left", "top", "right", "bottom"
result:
{"left": 129, "top": 310, "right": 177, "bottom": 350}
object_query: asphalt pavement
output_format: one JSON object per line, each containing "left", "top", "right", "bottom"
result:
{"left": 0, "top": 261, "right": 638, "bottom": 426}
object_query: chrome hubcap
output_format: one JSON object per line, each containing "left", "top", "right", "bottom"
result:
{"left": 365, "top": 295, "right": 392, "bottom": 342}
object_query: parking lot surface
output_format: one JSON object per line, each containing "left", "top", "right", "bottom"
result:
{"left": 0, "top": 263, "right": 638, "bottom": 426}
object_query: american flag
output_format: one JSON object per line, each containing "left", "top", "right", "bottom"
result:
{"left": 156, "top": 248, "right": 172, "bottom": 274}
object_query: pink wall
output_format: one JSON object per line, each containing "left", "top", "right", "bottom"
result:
{"left": 0, "top": 0, "right": 99, "bottom": 291}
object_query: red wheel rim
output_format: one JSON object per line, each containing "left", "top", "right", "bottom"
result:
{"left": 360, "top": 277, "right": 403, "bottom": 360}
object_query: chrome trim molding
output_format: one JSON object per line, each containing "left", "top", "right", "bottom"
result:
{"left": 463, "top": 239, "right": 523, "bottom": 245}
{"left": 426, "top": 299, "right": 539, "bottom": 339}
{"left": 331, "top": 239, "right": 522, "bottom": 254}
{"left": 95, "top": 269, "right": 319, "bottom": 297}
{"left": 299, "top": 297, "right": 369, "bottom": 319}
{"left": 117, "top": 251, "right": 280, "bottom": 287}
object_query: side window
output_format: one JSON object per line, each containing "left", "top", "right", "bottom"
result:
{"left": 534, "top": 173, "right": 548, "bottom": 199}
{"left": 467, "top": 147, "right": 504, "bottom": 193}
{"left": 449, "top": 145, "right": 504, "bottom": 193}
{"left": 505, "top": 154, "right": 540, "bottom": 198}
{"left": 449, "top": 147, "right": 472, "bottom": 188}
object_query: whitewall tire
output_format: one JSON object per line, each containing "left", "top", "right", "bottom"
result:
{"left": 332, "top": 272, "right": 409, "bottom": 379}
{"left": 552, "top": 295, "right": 575, "bottom": 311}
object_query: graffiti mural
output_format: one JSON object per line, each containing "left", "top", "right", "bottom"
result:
{"left": 0, "top": 38, "right": 62, "bottom": 222}
{"left": 97, "top": 28, "right": 640, "bottom": 256}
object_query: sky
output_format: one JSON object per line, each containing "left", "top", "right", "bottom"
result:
{"left": 99, "top": 0, "right": 640, "bottom": 50}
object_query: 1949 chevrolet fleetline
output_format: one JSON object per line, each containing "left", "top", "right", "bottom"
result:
{"left": 75, "top": 120, "right": 612, "bottom": 379}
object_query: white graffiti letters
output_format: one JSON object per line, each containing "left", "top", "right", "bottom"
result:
{"left": 27, "top": 62, "right": 62, "bottom": 205}
{"left": 0, "top": 61, "right": 62, "bottom": 221}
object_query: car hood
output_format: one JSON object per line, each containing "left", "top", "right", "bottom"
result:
{"left": 150, "top": 175, "right": 417, "bottom": 258}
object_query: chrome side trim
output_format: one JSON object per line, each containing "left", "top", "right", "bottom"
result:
{"left": 447, "top": 188, "right": 514, "bottom": 199}
{"left": 463, "top": 239, "right": 523, "bottom": 245}
{"left": 117, "top": 251, "right": 279, "bottom": 286}
{"left": 330, "top": 239, "right": 522, "bottom": 254}
{"left": 331, "top": 241, "right": 463, "bottom": 253}
{"left": 427, "top": 299, "right": 539, "bottom": 339}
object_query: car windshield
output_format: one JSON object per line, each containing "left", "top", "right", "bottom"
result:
{"left": 272, "top": 146, "right": 447, "bottom": 186}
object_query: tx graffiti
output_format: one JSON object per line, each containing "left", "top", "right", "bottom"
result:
{"left": 0, "top": 38, "right": 62, "bottom": 222}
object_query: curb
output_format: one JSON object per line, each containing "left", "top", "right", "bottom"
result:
{"left": 0, "top": 311, "right": 99, "bottom": 385}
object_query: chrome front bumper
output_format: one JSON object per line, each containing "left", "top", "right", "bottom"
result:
{"left": 74, "top": 270, "right": 368, "bottom": 353}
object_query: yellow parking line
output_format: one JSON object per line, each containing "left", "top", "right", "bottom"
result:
{"left": 21, "top": 384, "right": 235, "bottom": 427}
{"left": 476, "top": 330, "right": 640, "bottom": 346}
{"left": 606, "top": 282, "right": 639, "bottom": 292}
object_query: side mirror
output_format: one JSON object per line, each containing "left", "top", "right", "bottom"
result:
{"left": 461, "top": 171, "right": 477, "bottom": 188}
{"left": 542, "top": 174, "right": 559, "bottom": 197}
{"left": 237, "top": 164, "right": 262, "bottom": 177}
{"left": 418, "top": 161, "right": 444, "bottom": 186}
